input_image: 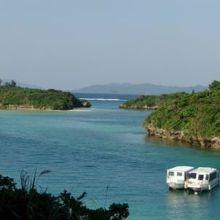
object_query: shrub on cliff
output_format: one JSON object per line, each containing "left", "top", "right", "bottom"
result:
{"left": 144, "top": 81, "right": 220, "bottom": 138}
{"left": 120, "top": 93, "right": 187, "bottom": 109}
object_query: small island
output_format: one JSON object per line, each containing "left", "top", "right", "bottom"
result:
{"left": 0, "top": 80, "right": 91, "bottom": 111}
{"left": 144, "top": 81, "right": 220, "bottom": 149}
{"left": 119, "top": 93, "right": 187, "bottom": 110}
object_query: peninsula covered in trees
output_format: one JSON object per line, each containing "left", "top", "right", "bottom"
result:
{"left": 119, "top": 93, "right": 187, "bottom": 110}
{"left": 144, "top": 81, "right": 220, "bottom": 148}
{"left": 0, "top": 80, "right": 91, "bottom": 110}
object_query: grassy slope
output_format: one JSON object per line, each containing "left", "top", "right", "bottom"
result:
{"left": 144, "top": 81, "right": 220, "bottom": 138}
{"left": 0, "top": 86, "right": 91, "bottom": 110}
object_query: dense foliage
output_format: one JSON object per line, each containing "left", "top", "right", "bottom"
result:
{"left": 120, "top": 93, "right": 187, "bottom": 109}
{"left": 145, "top": 81, "right": 220, "bottom": 137}
{"left": 0, "top": 172, "right": 129, "bottom": 220}
{"left": 0, "top": 85, "right": 91, "bottom": 110}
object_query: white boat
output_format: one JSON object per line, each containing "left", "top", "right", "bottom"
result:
{"left": 166, "top": 166, "right": 195, "bottom": 189}
{"left": 185, "top": 167, "right": 219, "bottom": 192}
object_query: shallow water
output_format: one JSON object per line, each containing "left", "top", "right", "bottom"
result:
{"left": 0, "top": 100, "right": 220, "bottom": 220}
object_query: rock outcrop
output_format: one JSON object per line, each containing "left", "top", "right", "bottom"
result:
{"left": 119, "top": 103, "right": 158, "bottom": 110}
{"left": 146, "top": 124, "right": 220, "bottom": 149}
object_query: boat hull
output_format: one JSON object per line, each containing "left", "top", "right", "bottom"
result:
{"left": 186, "top": 182, "right": 218, "bottom": 192}
{"left": 167, "top": 182, "right": 185, "bottom": 190}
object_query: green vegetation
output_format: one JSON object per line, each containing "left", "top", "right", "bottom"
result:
{"left": 0, "top": 171, "right": 129, "bottom": 220}
{"left": 0, "top": 81, "right": 91, "bottom": 110}
{"left": 144, "top": 81, "right": 220, "bottom": 138}
{"left": 120, "top": 93, "right": 187, "bottom": 110}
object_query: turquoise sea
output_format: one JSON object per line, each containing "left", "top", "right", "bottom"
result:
{"left": 0, "top": 98, "right": 220, "bottom": 220}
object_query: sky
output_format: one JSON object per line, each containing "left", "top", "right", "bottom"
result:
{"left": 0, "top": 0, "right": 219, "bottom": 90}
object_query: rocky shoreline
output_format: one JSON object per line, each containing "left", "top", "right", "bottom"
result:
{"left": 145, "top": 124, "right": 220, "bottom": 149}
{"left": 0, "top": 104, "right": 50, "bottom": 111}
{"left": 119, "top": 104, "right": 158, "bottom": 110}
{"left": 0, "top": 103, "right": 90, "bottom": 112}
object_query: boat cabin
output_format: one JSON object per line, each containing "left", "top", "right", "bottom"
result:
{"left": 166, "top": 166, "right": 195, "bottom": 189}
{"left": 185, "top": 167, "right": 219, "bottom": 192}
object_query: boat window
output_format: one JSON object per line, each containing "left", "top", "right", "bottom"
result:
{"left": 205, "top": 175, "right": 209, "bottom": 180}
{"left": 189, "top": 173, "right": 196, "bottom": 179}
{"left": 198, "top": 175, "right": 204, "bottom": 180}
{"left": 169, "top": 171, "right": 174, "bottom": 176}
{"left": 210, "top": 172, "right": 217, "bottom": 181}
{"left": 177, "top": 172, "right": 182, "bottom": 176}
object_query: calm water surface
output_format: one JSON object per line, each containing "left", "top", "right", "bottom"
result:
{"left": 0, "top": 100, "right": 220, "bottom": 220}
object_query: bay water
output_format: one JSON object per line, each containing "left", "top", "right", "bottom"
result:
{"left": 0, "top": 97, "right": 220, "bottom": 220}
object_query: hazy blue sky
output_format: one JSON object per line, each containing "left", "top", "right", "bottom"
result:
{"left": 0, "top": 0, "right": 219, "bottom": 89}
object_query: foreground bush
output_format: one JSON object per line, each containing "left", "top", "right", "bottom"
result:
{"left": 0, "top": 173, "right": 129, "bottom": 220}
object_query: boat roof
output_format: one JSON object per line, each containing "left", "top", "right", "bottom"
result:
{"left": 168, "top": 166, "right": 194, "bottom": 172}
{"left": 188, "top": 167, "right": 217, "bottom": 174}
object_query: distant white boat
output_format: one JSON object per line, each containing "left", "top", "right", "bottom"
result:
{"left": 185, "top": 167, "right": 219, "bottom": 192}
{"left": 166, "top": 166, "right": 195, "bottom": 190}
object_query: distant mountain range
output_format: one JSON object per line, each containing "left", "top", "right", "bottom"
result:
{"left": 74, "top": 83, "right": 207, "bottom": 95}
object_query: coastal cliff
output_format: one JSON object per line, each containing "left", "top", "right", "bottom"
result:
{"left": 146, "top": 124, "right": 220, "bottom": 148}
{"left": 144, "top": 81, "right": 220, "bottom": 148}
{"left": 0, "top": 83, "right": 91, "bottom": 111}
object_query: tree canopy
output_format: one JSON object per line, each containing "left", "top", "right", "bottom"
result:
{"left": 0, "top": 85, "right": 91, "bottom": 110}
{"left": 0, "top": 172, "right": 129, "bottom": 220}
{"left": 144, "top": 80, "right": 220, "bottom": 138}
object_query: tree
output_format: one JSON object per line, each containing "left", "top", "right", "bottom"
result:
{"left": 209, "top": 80, "right": 220, "bottom": 91}
{"left": 0, "top": 172, "right": 129, "bottom": 220}
{"left": 10, "top": 80, "right": 16, "bottom": 87}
